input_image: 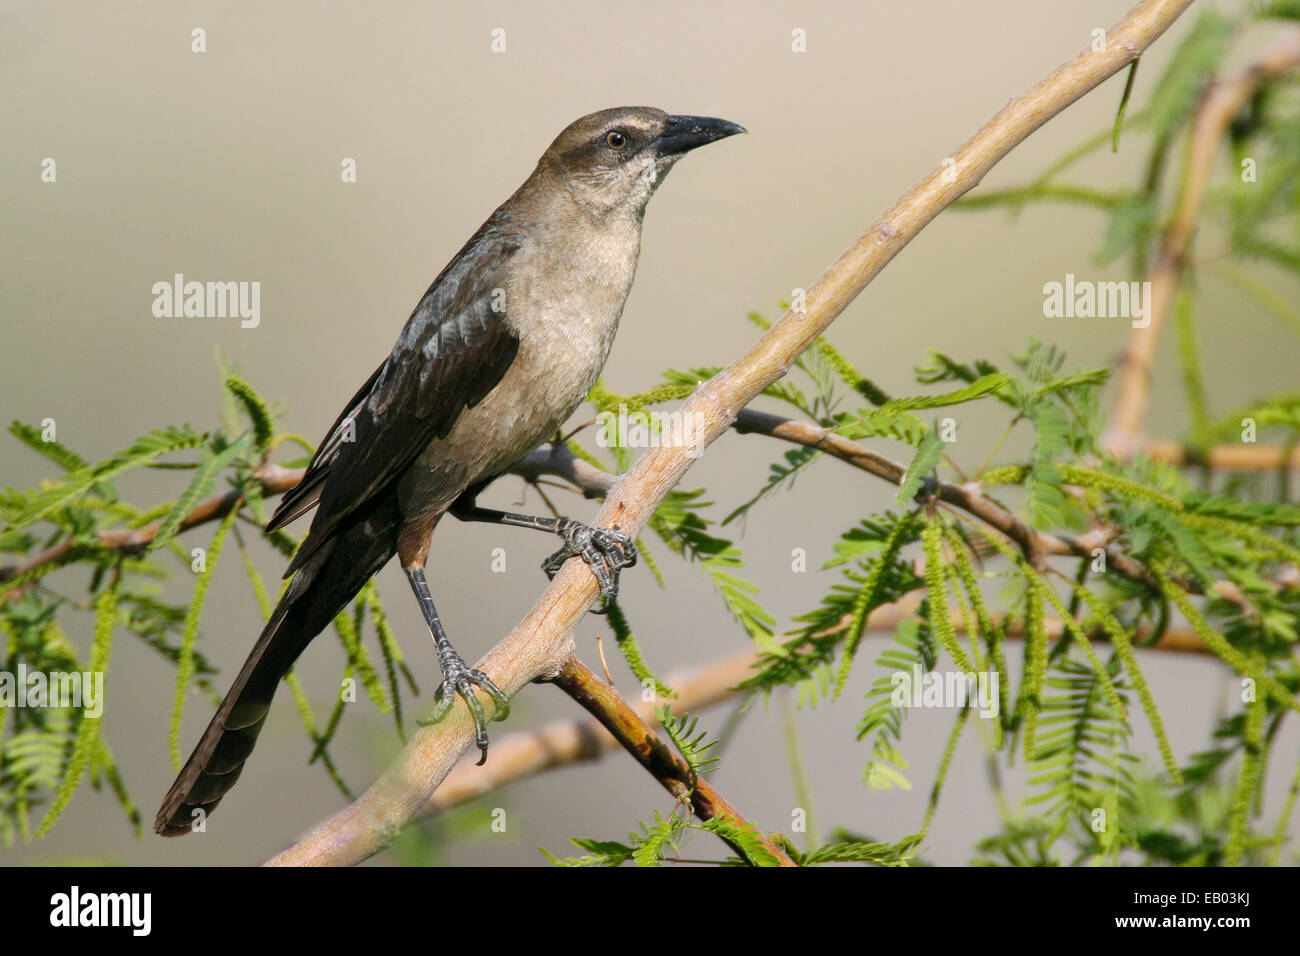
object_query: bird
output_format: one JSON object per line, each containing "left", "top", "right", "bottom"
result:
{"left": 154, "top": 106, "right": 745, "bottom": 836}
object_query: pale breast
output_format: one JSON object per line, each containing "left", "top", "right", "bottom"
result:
{"left": 398, "top": 222, "right": 640, "bottom": 518}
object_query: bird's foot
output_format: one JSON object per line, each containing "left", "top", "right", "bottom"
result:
{"left": 541, "top": 519, "right": 638, "bottom": 613}
{"left": 417, "top": 649, "right": 510, "bottom": 765}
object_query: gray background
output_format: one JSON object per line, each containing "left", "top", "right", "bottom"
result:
{"left": 2, "top": 0, "right": 1296, "bottom": 865}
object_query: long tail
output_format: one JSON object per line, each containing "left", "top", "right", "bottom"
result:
{"left": 154, "top": 497, "right": 399, "bottom": 837}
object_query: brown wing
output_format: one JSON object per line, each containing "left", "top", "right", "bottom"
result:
{"left": 269, "top": 213, "right": 522, "bottom": 576}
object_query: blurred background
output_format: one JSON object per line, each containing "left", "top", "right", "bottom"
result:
{"left": 2, "top": 0, "right": 1296, "bottom": 865}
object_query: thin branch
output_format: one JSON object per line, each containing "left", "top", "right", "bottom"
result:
{"left": 7, "top": 427, "right": 1293, "bottom": 588}
{"left": 805, "top": 592, "right": 1217, "bottom": 656}
{"left": 733, "top": 409, "right": 1185, "bottom": 591}
{"left": 415, "top": 651, "right": 757, "bottom": 821}
{"left": 1103, "top": 27, "right": 1300, "bottom": 457}
{"left": 1144, "top": 439, "right": 1300, "bottom": 471}
{"left": 0, "top": 464, "right": 301, "bottom": 584}
{"left": 264, "top": 0, "right": 1195, "bottom": 865}
{"left": 416, "top": 605, "right": 1218, "bottom": 825}
{"left": 550, "top": 657, "right": 796, "bottom": 865}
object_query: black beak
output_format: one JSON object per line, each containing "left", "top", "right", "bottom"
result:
{"left": 653, "top": 114, "right": 747, "bottom": 157}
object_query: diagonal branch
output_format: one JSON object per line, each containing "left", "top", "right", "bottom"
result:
{"left": 416, "top": 651, "right": 758, "bottom": 821}
{"left": 551, "top": 657, "right": 795, "bottom": 865}
{"left": 264, "top": 0, "right": 1196, "bottom": 865}
{"left": 6, "top": 430, "right": 1291, "bottom": 588}
{"left": 1144, "top": 439, "right": 1300, "bottom": 471}
{"left": 414, "top": 613, "right": 1219, "bottom": 825}
{"left": 0, "top": 451, "right": 610, "bottom": 589}
{"left": 1103, "top": 27, "right": 1300, "bottom": 457}
{"left": 733, "top": 409, "right": 1197, "bottom": 592}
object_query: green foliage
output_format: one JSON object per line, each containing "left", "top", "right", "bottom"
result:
{"left": 6, "top": 425, "right": 207, "bottom": 533}
{"left": 168, "top": 507, "right": 238, "bottom": 768}
{"left": 657, "top": 706, "right": 720, "bottom": 786}
{"left": 1142, "top": 12, "right": 1236, "bottom": 138}
{"left": 541, "top": 835, "right": 638, "bottom": 867}
{"left": 718, "top": 96, "right": 1300, "bottom": 858}
{"left": 0, "top": 363, "right": 415, "bottom": 839}
{"left": 1258, "top": 1, "right": 1300, "bottom": 21}
{"left": 8, "top": 421, "right": 87, "bottom": 473}
{"left": 696, "top": 817, "right": 782, "bottom": 866}
{"left": 647, "top": 489, "right": 776, "bottom": 644}
{"left": 35, "top": 576, "right": 121, "bottom": 837}
{"left": 1112, "top": 59, "right": 1139, "bottom": 152}
{"left": 921, "top": 517, "right": 974, "bottom": 674}
{"left": 724, "top": 446, "right": 820, "bottom": 526}
{"left": 1023, "top": 656, "right": 1135, "bottom": 854}
{"left": 6, "top": 8, "right": 1300, "bottom": 867}
{"left": 1026, "top": 403, "right": 1074, "bottom": 530}
{"left": 789, "top": 832, "right": 923, "bottom": 866}
{"left": 877, "top": 372, "right": 1012, "bottom": 414}
{"left": 150, "top": 435, "right": 248, "bottom": 554}
{"left": 855, "top": 618, "right": 933, "bottom": 792}
{"left": 741, "top": 511, "right": 923, "bottom": 702}
{"left": 0, "top": 592, "right": 130, "bottom": 844}
{"left": 224, "top": 375, "right": 275, "bottom": 454}
{"left": 545, "top": 809, "right": 785, "bottom": 867}
{"left": 604, "top": 600, "right": 675, "bottom": 700}
{"left": 897, "top": 430, "right": 944, "bottom": 507}
{"left": 543, "top": 810, "right": 692, "bottom": 867}
{"left": 832, "top": 512, "right": 921, "bottom": 697}
{"left": 937, "top": 9, "right": 1300, "bottom": 862}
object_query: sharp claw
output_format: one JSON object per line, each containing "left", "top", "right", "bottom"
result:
{"left": 416, "top": 659, "right": 509, "bottom": 769}
{"left": 459, "top": 679, "right": 488, "bottom": 737}
{"left": 541, "top": 522, "right": 639, "bottom": 611}
{"left": 469, "top": 669, "right": 511, "bottom": 721}
{"left": 417, "top": 686, "right": 456, "bottom": 726}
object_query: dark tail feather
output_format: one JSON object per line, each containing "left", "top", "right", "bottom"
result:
{"left": 154, "top": 499, "right": 399, "bottom": 837}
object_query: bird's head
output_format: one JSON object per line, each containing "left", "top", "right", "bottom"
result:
{"left": 541, "top": 106, "right": 746, "bottom": 219}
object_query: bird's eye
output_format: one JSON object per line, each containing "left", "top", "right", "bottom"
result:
{"left": 606, "top": 131, "right": 627, "bottom": 149}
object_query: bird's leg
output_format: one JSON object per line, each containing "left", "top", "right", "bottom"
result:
{"left": 403, "top": 565, "right": 509, "bottom": 764}
{"left": 450, "top": 497, "right": 637, "bottom": 612}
